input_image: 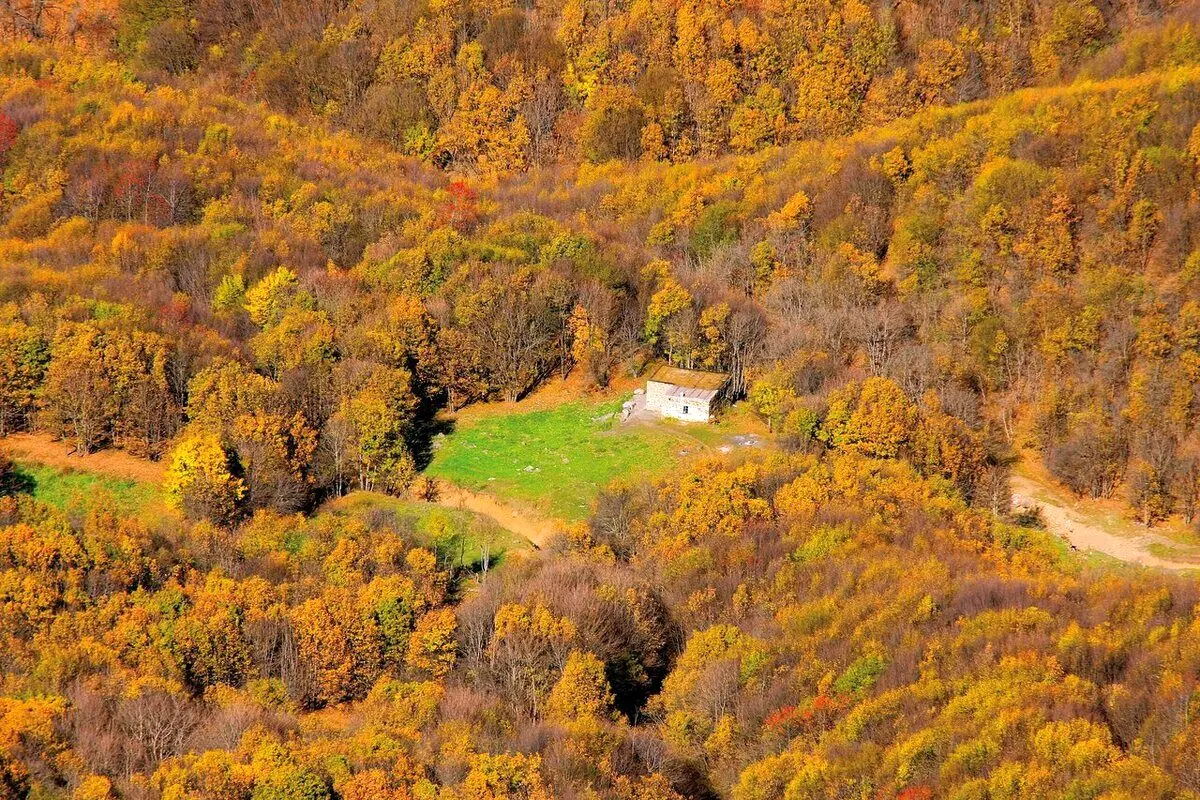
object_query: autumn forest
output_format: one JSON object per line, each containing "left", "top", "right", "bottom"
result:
{"left": 5, "top": 0, "right": 1200, "bottom": 798}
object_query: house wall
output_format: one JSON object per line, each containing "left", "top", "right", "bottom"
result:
{"left": 645, "top": 380, "right": 672, "bottom": 413}
{"left": 661, "top": 394, "right": 711, "bottom": 423}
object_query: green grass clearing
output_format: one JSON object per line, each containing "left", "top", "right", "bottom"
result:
{"left": 321, "top": 491, "right": 530, "bottom": 570}
{"left": 425, "top": 397, "right": 689, "bottom": 521}
{"left": 11, "top": 461, "right": 162, "bottom": 519}
{"left": 1146, "top": 541, "right": 1200, "bottom": 567}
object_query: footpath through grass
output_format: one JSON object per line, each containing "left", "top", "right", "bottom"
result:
{"left": 321, "top": 491, "right": 529, "bottom": 570}
{"left": 425, "top": 397, "right": 685, "bottom": 521}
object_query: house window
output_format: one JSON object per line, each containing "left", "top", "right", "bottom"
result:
{"left": 683, "top": 405, "right": 689, "bottom": 414}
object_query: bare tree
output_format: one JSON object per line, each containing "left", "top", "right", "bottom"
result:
{"left": 115, "top": 687, "right": 204, "bottom": 775}
{"left": 976, "top": 464, "right": 1012, "bottom": 516}
{"left": 1, "top": 0, "right": 63, "bottom": 39}
{"left": 853, "top": 302, "right": 911, "bottom": 377}
{"left": 722, "top": 302, "right": 766, "bottom": 398}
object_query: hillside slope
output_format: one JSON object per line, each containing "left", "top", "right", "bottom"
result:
{"left": 6, "top": 14, "right": 1200, "bottom": 800}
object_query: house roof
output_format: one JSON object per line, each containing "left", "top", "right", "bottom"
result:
{"left": 646, "top": 364, "right": 729, "bottom": 392}
{"left": 667, "top": 385, "right": 720, "bottom": 403}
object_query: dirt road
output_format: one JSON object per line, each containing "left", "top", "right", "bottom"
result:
{"left": 1010, "top": 474, "right": 1200, "bottom": 571}
{"left": 433, "top": 481, "right": 563, "bottom": 549}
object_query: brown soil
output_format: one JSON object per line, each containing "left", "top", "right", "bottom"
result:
{"left": 432, "top": 480, "right": 563, "bottom": 548}
{"left": 450, "top": 370, "right": 643, "bottom": 423}
{"left": 1011, "top": 470, "right": 1200, "bottom": 571}
{"left": 1, "top": 432, "right": 165, "bottom": 484}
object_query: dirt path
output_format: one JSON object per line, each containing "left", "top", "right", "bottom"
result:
{"left": 1010, "top": 473, "right": 1200, "bottom": 571}
{"left": 432, "top": 480, "right": 563, "bottom": 549}
{"left": 2, "top": 432, "right": 165, "bottom": 484}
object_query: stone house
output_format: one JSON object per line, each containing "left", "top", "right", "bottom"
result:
{"left": 644, "top": 364, "right": 730, "bottom": 423}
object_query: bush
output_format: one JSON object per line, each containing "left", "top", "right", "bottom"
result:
{"left": 141, "top": 18, "right": 198, "bottom": 75}
{"left": 690, "top": 201, "right": 742, "bottom": 259}
{"left": 1046, "top": 425, "right": 1127, "bottom": 498}
{"left": 581, "top": 88, "right": 645, "bottom": 163}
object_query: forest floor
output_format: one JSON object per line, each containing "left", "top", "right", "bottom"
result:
{"left": 1012, "top": 458, "right": 1200, "bottom": 571}
{"left": 3, "top": 431, "right": 166, "bottom": 483}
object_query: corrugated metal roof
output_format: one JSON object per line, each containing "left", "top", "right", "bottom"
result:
{"left": 647, "top": 364, "right": 729, "bottom": 391}
{"left": 667, "top": 385, "right": 719, "bottom": 402}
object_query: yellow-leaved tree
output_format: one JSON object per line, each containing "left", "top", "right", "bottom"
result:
{"left": 546, "top": 649, "right": 616, "bottom": 723}
{"left": 822, "top": 377, "right": 918, "bottom": 458}
{"left": 163, "top": 429, "right": 246, "bottom": 524}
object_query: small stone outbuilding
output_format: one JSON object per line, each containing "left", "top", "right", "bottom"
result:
{"left": 644, "top": 364, "right": 730, "bottom": 423}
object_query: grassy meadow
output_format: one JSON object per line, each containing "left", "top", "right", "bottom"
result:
{"left": 10, "top": 461, "right": 163, "bottom": 520}
{"left": 425, "top": 396, "right": 700, "bottom": 521}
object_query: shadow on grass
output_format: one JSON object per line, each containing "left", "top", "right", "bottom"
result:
{"left": 410, "top": 415, "right": 456, "bottom": 472}
{"left": 0, "top": 466, "right": 36, "bottom": 497}
{"left": 433, "top": 530, "right": 511, "bottom": 575}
